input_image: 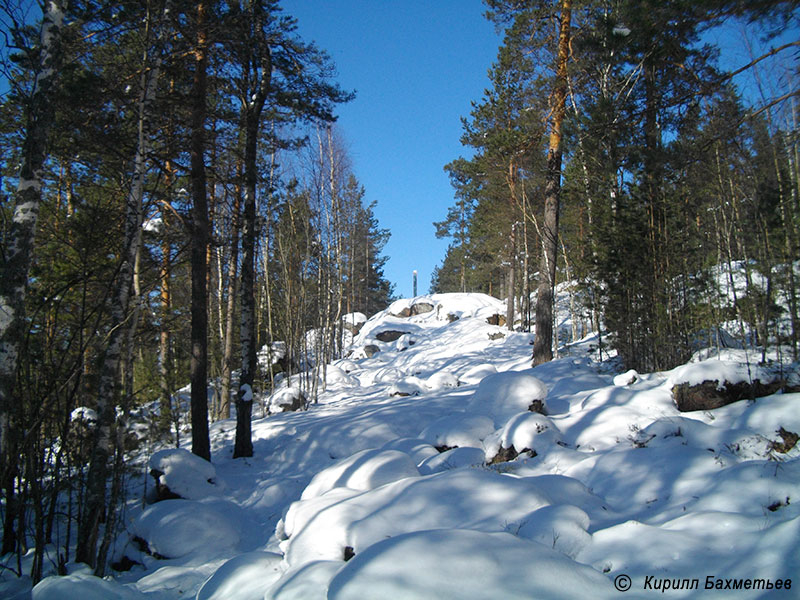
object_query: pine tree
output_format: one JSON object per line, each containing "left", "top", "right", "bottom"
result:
{"left": 533, "top": 0, "right": 572, "bottom": 365}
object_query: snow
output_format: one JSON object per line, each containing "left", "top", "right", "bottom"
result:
{"left": 195, "top": 552, "right": 284, "bottom": 600}
{"left": 129, "top": 498, "right": 242, "bottom": 559}
{"left": 148, "top": 447, "right": 222, "bottom": 500}
{"left": 142, "top": 216, "right": 162, "bottom": 232}
{"left": 466, "top": 370, "right": 548, "bottom": 427}
{"left": 239, "top": 383, "right": 253, "bottom": 403}
{"left": 326, "top": 529, "right": 614, "bottom": 600}
{"left": 33, "top": 569, "right": 145, "bottom": 600}
{"left": 613, "top": 368, "right": 639, "bottom": 386}
{"left": 299, "top": 449, "right": 420, "bottom": 500}
{"left": 667, "top": 360, "right": 771, "bottom": 388}
{"left": 342, "top": 312, "right": 367, "bottom": 329}
{"left": 70, "top": 406, "right": 98, "bottom": 423}
{"left": 19, "top": 292, "right": 800, "bottom": 600}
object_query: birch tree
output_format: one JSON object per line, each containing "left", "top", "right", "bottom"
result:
{"left": 0, "top": 0, "right": 66, "bottom": 556}
{"left": 76, "top": 0, "right": 165, "bottom": 571}
{"left": 227, "top": 0, "right": 352, "bottom": 456}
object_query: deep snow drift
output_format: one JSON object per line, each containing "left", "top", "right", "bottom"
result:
{"left": 16, "top": 293, "right": 800, "bottom": 599}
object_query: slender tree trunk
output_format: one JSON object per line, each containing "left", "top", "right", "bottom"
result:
{"left": 234, "top": 2, "right": 271, "bottom": 457}
{"left": 507, "top": 222, "right": 516, "bottom": 330}
{"left": 158, "top": 161, "right": 175, "bottom": 438}
{"left": 0, "top": 1, "right": 65, "bottom": 555}
{"left": 190, "top": 0, "right": 211, "bottom": 461}
{"left": 219, "top": 169, "right": 242, "bottom": 420}
{"left": 533, "top": 0, "right": 571, "bottom": 366}
{"left": 77, "top": 14, "right": 156, "bottom": 563}
{"left": 234, "top": 114, "right": 258, "bottom": 459}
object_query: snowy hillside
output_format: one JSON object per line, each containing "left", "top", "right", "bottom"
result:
{"left": 25, "top": 293, "right": 800, "bottom": 599}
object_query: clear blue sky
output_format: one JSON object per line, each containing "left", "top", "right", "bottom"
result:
{"left": 281, "top": 0, "right": 501, "bottom": 299}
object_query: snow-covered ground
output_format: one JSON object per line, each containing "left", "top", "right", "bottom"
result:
{"left": 15, "top": 293, "right": 800, "bottom": 599}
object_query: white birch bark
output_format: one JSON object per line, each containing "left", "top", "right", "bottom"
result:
{"left": 0, "top": 1, "right": 66, "bottom": 554}
{"left": 77, "top": 4, "right": 163, "bottom": 567}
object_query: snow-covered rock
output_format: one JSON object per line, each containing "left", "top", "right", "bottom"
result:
{"left": 613, "top": 369, "right": 639, "bottom": 386}
{"left": 130, "top": 499, "right": 242, "bottom": 559}
{"left": 300, "top": 449, "right": 420, "bottom": 500}
{"left": 466, "top": 370, "right": 548, "bottom": 427}
{"left": 196, "top": 552, "right": 284, "bottom": 600}
{"left": 279, "top": 468, "right": 556, "bottom": 569}
{"left": 668, "top": 360, "right": 783, "bottom": 412}
{"left": 419, "top": 413, "right": 494, "bottom": 449}
{"left": 386, "top": 376, "right": 425, "bottom": 397}
{"left": 483, "top": 411, "right": 561, "bottom": 463}
{"left": 148, "top": 447, "right": 222, "bottom": 501}
{"left": 33, "top": 571, "right": 145, "bottom": 600}
{"left": 425, "top": 370, "right": 459, "bottom": 390}
{"left": 326, "top": 529, "right": 614, "bottom": 600}
{"left": 267, "top": 386, "right": 307, "bottom": 414}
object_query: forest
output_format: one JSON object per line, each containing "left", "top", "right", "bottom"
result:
{"left": 0, "top": 0, "right": 392, "bottom": 581}
{"left": 433, "top": 0, "right": 799, "bottom": 371}
{"left": 0, "top": 0, "right": 798, "bottom": 591}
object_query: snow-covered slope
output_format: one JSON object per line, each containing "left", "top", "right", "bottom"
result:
{"left": 26, "top": 293, "right": 800, "bottom": 600}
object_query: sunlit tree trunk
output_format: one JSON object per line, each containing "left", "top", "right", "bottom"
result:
{"left": 234, "top": 0, "right": 272, "bottom": 458}
{"left": 533, "top": 0, "right": 571, "bottom": 366}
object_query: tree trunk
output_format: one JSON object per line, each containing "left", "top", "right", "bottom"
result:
{"left": 234, "top": 2, "right": 271, "bottom": 458}
{"left": 507, "top": 222, "right": 516, "bottom": 330}
{"left": 0, "top": 1, "right": 65, "bottom": 555}
{"left": 158, "top": 160, "right": 175, "bottom": 439}
{"left": 219, "top": 169, "right": 242, "bottom": 421}
{"left": 190, "top": 0, "right": 211, "bottom": 461}
{"left": 76, "top": 13, "right": 156, "bottom": 563}
{"left": 533, "top": 0, "right": 571, "bottom": 366}
{"left": 234, "top": 113, "right": 258, "bottom": 459}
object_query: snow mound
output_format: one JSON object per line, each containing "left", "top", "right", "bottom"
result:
{"left": 483, "top": 411, "right": 561, "bottom": 461}
{"left": 425, "top": 370, "right": 459, "bottom": 390}
{"left": 386, "top": 376, "right": 425, "bottom": 397}
{"left": 613, "top": 369, "right": 640, "bottom": 386}
{"left": 267, "top": 386, "right": 307, "bottom": 414}
{"left": 327, "top": 529, "right": 614, "bottom": 600}
{"left": 279, "top": 468, "right": 554, "bottom": 569}
{"left": 131, "top": 499, "right": 241, "bottom": 559}
{"left": 419, "top": 413, "right": 495, "bottom": 449}
{"left": 148, "top": 447, "right": 222, "bottom": 500}
{"left": 342, "top": 312, "right": 367, "bottom": 330}
{"left": 667, "top": 360, "right": 771, "bottom": 388}
{"left": 33, "top": 571, "right": 145, "bottom": 600}
{"left": 467, "top": 370, "right": 548, "bottom": 427}
{"left": 516, "top": 504, "right": 592, "bottom": 559}
{"left": 196, "top": 551, "right": 284, "bottom": 600}
{"left": 417, "top": 446, "right": 486, "bottom": 474}
{"left": 265, "top": 560, "right": 343, "bottom": 600}
{"left": 324, "top": 365, "right": 359, "bottom": 387}
{"left": 459, "top": 363, "right": 498, "bottom": 385}
{"left": 300, "top": 449, "right": 420, "bottom": 500}
{"left": 379, "top": 437, "right": 439, "bottom": 465}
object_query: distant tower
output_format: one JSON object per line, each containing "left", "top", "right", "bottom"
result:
{"left": 412, "top": 270, "right": 418, "bottom": 297}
